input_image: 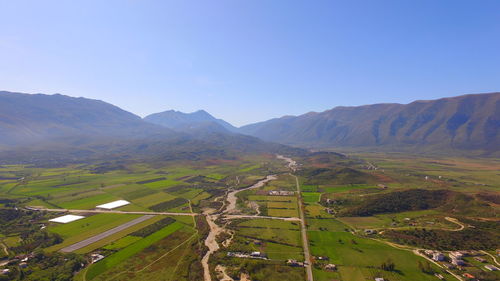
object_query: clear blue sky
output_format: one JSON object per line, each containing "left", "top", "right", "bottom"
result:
{"left": 1, "top": 1, "right": 499, "bottom": 126}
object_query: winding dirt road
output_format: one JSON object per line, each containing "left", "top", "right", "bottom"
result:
{"left": 444, "top": 217, "right": 465, "bottom": 231}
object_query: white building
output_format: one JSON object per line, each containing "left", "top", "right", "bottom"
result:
{"left": 49, "top": 214, "right": 85, "bottom": 224}
{"left": 96, "top": 200, "right": 130, "bottom": 210}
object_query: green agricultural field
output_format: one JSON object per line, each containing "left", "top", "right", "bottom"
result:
{"left": 56, "top": 192, "right": 121, "bottom": 209}
{"left": 85, "top": 222, "right": 186, "bottom": 280}
{"left": 82, "top": 228, "right": 199, "bottom": 281}
{"left": 141, "top": 179, "right": 183, "bottom": 189}
{"left": 248, "top": 195, "right": 297, "bottom": 202}
{"left": 306, "top": 218, "right": 349, "bottom": 231}
{"left": 337, "top": 216, "right": 388, "bottom": 229}
{"left": 305, "top": 205, "right": 330, "bottom": 218}
{"left": 131, "top": 191, "right": 177, "bottom": 208}
{"left": 308, "top": 230, "right": 453, "bottom": 281}
{"left": 190, "top": 191, "right": 211, "bottom": 205}
{"left": 301, "top": 184, "right": 319, "bottom": 192}
{"left": 47, "top": 214, "right": 143, "bottom": 251}
{"left": 267, "top": 201, "right": 297, "bottom": 209}
{"left": 268, "top": 208, "right": 299, "bottom": 218}
{"left": 102, "top": 235, "right": 142, "bottom": 250}
{"left": 235, "top": 218, "right": 300, "bottom": 229}
{"left": 235, "top": 222, "right": 302, "bottom": 247}
{"left": 302, "top": 192, "right": 321, "bottom": 203}
{"left": 73, "top": 216, "right": 166, "bottom": 254}
{"left": 238, "top": 164, "right": 261, "bottom": 172}
{"left": 266, "top": 242, "right": 303, "bottom": 260}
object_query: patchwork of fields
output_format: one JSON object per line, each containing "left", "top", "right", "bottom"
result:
{"left": 1, "top": 153, "right": 498, "bottom": 281}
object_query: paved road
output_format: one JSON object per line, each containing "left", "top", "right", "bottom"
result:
{"left": 293, "top": 174, "right": 314, "bottom": 281}
{"left": 27, "top": 207, "right": 196, "bottom": 216}
{"left": 60, "top": 215, "right": 155, "bottom": 252}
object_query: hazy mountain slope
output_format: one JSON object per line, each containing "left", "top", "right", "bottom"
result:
{"left": 0, "top": 91, "right": 173, "bottom": 146}
{"left": 144, "top": 109, "right": 237, "bottom": 133}
{"left": 0, "top": 91, "right": 305, "bottom": 164}
{"left": 239, "top": 92, "right": 500, "bottom": 152}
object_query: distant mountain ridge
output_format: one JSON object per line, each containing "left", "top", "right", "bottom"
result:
{"left": 239, "top": 92, "right": 500, "bottom": 153}
{"left": 0, "top": 91, "right": 172, "bottom": 146}
{"left": 144, "top": 109, "right": 237, "bottom": 133}
{"left": 1, "top": 90, "right": 498, "bottom": 156}
{"left": 0, "top": 91, "right": 303, "bottom": 164}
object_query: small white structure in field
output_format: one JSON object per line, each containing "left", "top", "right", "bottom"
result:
{"left": 49, "top": 214, "right": 85, "bottom": 224}
{"left": 96, "top": 200, "right": 130, "bottom": 210}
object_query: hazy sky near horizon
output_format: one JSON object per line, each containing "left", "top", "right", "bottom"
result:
{"left": 1, "top": 1, "right": 499, "bottom": 126}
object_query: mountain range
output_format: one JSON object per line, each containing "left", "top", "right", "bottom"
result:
{"left": 0, "top": 91, "right": 498, "bottom": 160}
{"left": 144, "top": 109, "right": 237, "bottom": 134}
{"left": 239, "top": 92, "right": 500, "bottom": 153}
{"left": 0, "top": 91, "right": 300, "bottom": 164}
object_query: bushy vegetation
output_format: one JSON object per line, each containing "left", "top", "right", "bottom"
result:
{"left": 342, "top": 189, "right": 460, "bottom": 216}
{"left": 0, "top": 251, "right": 85, "bottom": 281}
{"left": 11, "top": 231, "right": 62, "bottom": 254}
{"left": 0, "top": 208, "right": 62, "bottom": 253}
{"left": 129, "top": 217, "right": 175, "bottom": 237}
{"left": 299, "top": 167, "right": 375, "bottom": 185}
{"left": 384, "top": 228, "right": 499, "bottom": 250}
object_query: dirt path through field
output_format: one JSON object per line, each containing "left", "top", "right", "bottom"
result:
{"left": 444, "top": 217, "right": 465, "bottom": 231}
{"left": 0, "top": 241, "right": 8, "bottom": 256}
{"left": 215, "top": 265, "right": 234, "bottom": 281}
{"left": 481, "top": 250, "right": 500, "bottom": 266}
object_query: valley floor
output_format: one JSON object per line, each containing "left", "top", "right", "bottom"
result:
{"left": 0, "top": 153, "right": 498, "bottom": 281}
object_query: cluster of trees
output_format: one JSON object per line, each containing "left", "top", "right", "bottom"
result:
{"left": 11, "top": 231, "right": 62, "bottom": 254}
{"left": 343, "top": 189, "right": 459, "bottom": 216}
{"left": 130, "top": 217, "right": 175, "bottom": 237}
{"left": 380, "top": 258, "right": 395, "bottom": 271}
{"left": 384, "top": 228, "right": 499, "bottom": 250}
{"left": 0, "top": 251, "right": 85, "bottom": 281}
{"left": 1, "top": 208, "right": 62, "bottom": 254}
{"left": 417, "top": 261, "right": 436, "bottom": 274}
